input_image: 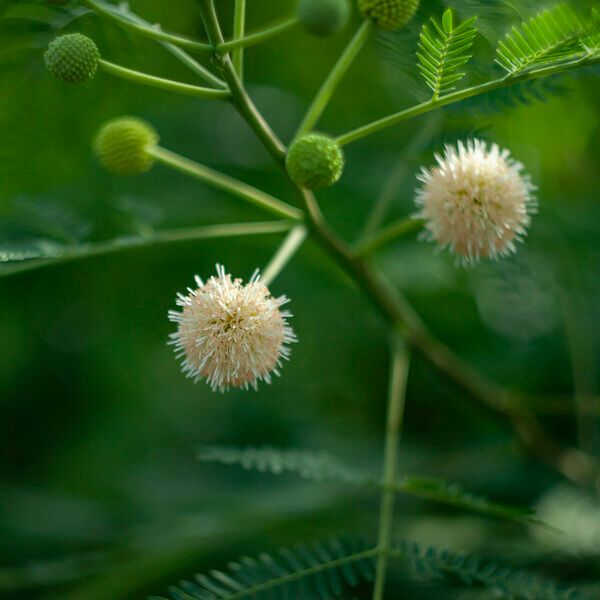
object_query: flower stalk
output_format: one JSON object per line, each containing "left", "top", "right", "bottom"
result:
{"left": 261, "top": 225, "right": 308, "bottom": 286}
{"left": 354, "top": 218, "right": 424, "bottom": 256}
{"left": 98, "top": 59, "right": 230, "bottom": 99}
{"left": 294, "top": 20, "right": 373, "bottom": 140}
{"left": 148, "top": 146, "right": 303, "bottom": 220}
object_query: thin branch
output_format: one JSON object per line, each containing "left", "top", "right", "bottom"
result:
{"left": 373, "top": 340, "right": 410, "bottom": 600}
{"left": 82, "top": 0, "right": 212, "bottom": 53}
{"left": 261, "top": 225, "right": 308, "bottom": 286}
{"left": 232, "top": 0, "right": 246, "bottom": 79}
{"left": 0, "top": 221, "right": 292, "bottom": 279}
{"left": 148, "top": 146, "right": 303, "bottom": 220}
{"left": 294, "top": 20, "right": 372, "bottom": 140}
{"left": 99, "top": 59, "right": 230, "bottom": 99}
{"left": 336, "top": 55, "right": 600, "bottom": 146}
{"left": 92, "top": 0, "right": 225, "bottom": 87}
{"left": 354, "top": 218, "right": 424, "bottom": 256}
{"left": 217, "top": 18, "right": 299, "bottom": 55}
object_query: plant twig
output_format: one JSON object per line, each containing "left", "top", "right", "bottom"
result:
{"left": 261, "top": 225, "right": 308, "bottom": 286}
{"left": 373, "top": 340, "right": 410, "bottom": 600}
{"left": 82, "top": 0, "right": 212, "bottom": 53}
{"left": 336, "top": 55, "right": 600, "bottom": 146}
{"left": 232, "top": 0, "right": 246, "bottom": 79}
{"left": 89, "top": 0, "right": 225, "bottom": 87}
{"left": 294, "top": 20, "right": 372, "bottom": 140}
{"left": 217, "top": 18, "right": 300, "bottom": 55}
{"left": 0, "top": 221, "right": 293, "bottom": 278}
{"left": 354, "top": 218, "right": 424, "bottom": 256}
{"left": 99, "top": 59, "right": 230, "bottom": 99}
{"left": 148, "top": 146, "right": 303, "bottom": 220}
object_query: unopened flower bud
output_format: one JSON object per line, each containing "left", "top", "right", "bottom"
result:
{"left": 44, "top": 33, "right": 100, "bottom": 84}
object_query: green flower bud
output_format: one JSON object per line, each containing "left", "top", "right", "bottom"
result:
{"left": 93, "top": 117, "right": 159, "bottom": 176}
{"left": 357, "top": 0, "right": 419, "bottom": 30}
{"left": 44, "top": 33, "right": 100, "bottom": 84}
{"left": 297, "top": 0, "right": 351, "bottom": 37}
{"left": 286, "top": 134, "right": 344, "bottom": 191}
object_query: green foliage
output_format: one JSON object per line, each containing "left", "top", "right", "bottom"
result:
{"left": 197, "top": 445, "right": 362, "bottom": 483}
{"left": 151, "top": 537, "right": 376, "bottom": 600}
{"left": 394, "top": 476, "right": 537, "bottom": 522}
{"left": 417, "top": 9, "right": 478, "bottom": 99}
{"left": 455, "top": 74, "right": 569, "bottom": 114}
{"left": 153, "top": 536, "right": 589, "bottom": 600}
{"left": 394, "top": 540, "right": 588, "bottom": 600}
{"left": 197, "top": 446, "right": 539, "bottom": 525}
{"left": 496, "top": 4, "right": 590, "bottom": 76}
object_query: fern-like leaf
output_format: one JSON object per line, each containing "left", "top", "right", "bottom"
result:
{"left": 197, "top": 445, "right": 363, "bottom": 483}
{"left": 152, "top": 537, "right": 376, "bottom": 600}
{"left": 394, "top": 476, "right": 537, "bottom": 522}
{"left": 417, "top": 8, "right": 478, "bottom": 99}
{"left": 496, "top": 4, "right": 587, "bottom": 76}
{"left": 197, "top": 446, "right": 539, "bottom": 525}
{"left": 393, "top": 540, "right": 589, "bottom": 599}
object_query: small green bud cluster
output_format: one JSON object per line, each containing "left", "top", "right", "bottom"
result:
{"left": 94, "top": 117, "right": 159, "bottom": 176}
{"left": 297, "top": 0, "right": 351, "bottom": 37}
{"left": 286, "top": 134, "right": 344, "bottom": 191}
{"left": 357, "top": 0, "right": 420, "bottom": 30}
{"left": 44, "top": 33, "right": 100, "bottom": 84}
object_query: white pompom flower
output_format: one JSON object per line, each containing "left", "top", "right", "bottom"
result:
{"left": 169, "top": 265, "right": 297, "bottom": 392}
{"left": 414, "top": 139, "right": 537, "bottom": 263}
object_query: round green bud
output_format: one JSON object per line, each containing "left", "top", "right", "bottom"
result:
{"left": 44, "top": 33, "right": 100, "bottom": 84}
{"left": 357, "top": 0, "right": 420, "bottom": 30}
{"left": 93, "top": 117, "right": 159, "bottom": 176}
{"left": 297, "top": 0, "right": 351, "bottom": 37}
{"left": 286, "top": 134, "right": 344, "bottom": 191}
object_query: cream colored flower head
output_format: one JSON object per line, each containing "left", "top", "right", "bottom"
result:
{"left": 169, "top": 265, "right": 297, "bottom": 392}
{"left": 414, "top": 139, "right": 536, "bottom": 263}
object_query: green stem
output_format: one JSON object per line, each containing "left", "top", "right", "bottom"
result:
{"left": 198, "top": 0, "right": 288, "bottom": 164}
{"left": 261, "top": 225, "right": 308, "bottom": 286}
{"left": 82, "top": 0, "right": 212, "bottom": 53}
{"left": 232, "top": 0, "right": 247, "bottom": 79}
{"left": 294, "top": 20, "right": 372, "bottom": 140}
{"left": 217, "top": 18, "right": 300, "bottom": 54}
{"left": 90, "top": 0, "right": 225, "bottom": 87}
{"left": 162, "top": 44, "right": 226, "bottom": 88}
{"left": 148, "top": 146, "right": 302, "bottom": 220}
{"left": 336, "top": 55, "right": 600, "bottom": 146}
{"left": 354, "top": 218, "right": 424, "bottom": 256}
{"left": 0, "top": 221, "right": 292, "bottom": 279}
{"left": 373, "top": 340, "right": 410, "bottom": 600}
{"left": 99, "top": 59, "right": 230, "bottom": 99}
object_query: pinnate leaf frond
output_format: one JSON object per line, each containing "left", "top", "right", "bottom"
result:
{"left": 393, "top": 540, "right": 589, "bottom": 600}
{"left": 496, "top": 4, "right": 595, "bottom": 76}
{"left": 151, "top": 537, "right": 376, "bottom": 600}
{"left": 197, "top": 446, "right": 539, "bottom": 525}
{"left": 197, "top": 445, "right": 363, "bottom": 483}
{"left": 417, "top": 8, "right": 478, "bottom": 99}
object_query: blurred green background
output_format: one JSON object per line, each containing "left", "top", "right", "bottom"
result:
{"left": 1, "top": 0, "right": 599, "bottom": 598}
